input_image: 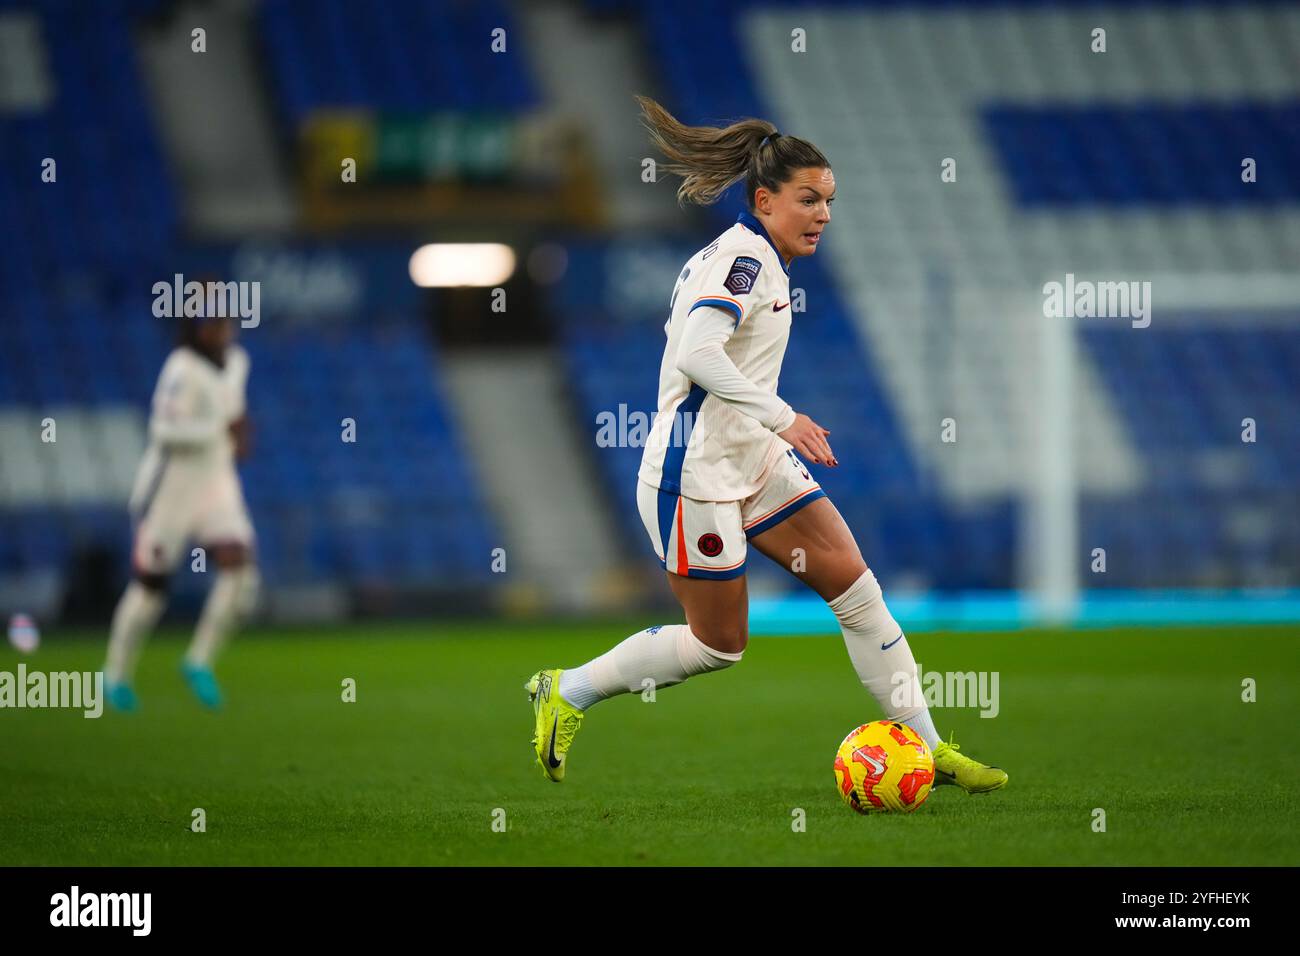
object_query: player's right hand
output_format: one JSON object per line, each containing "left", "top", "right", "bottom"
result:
{"left": 778, "top": 413, "right": 837, "bottom": 466}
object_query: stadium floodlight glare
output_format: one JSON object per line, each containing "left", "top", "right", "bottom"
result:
{"left": 408, "top": 243, "right": 517, "bottom": 288}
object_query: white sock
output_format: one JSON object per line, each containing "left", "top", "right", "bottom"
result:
{"left": 558, "top": 624, "right": 742, "bottom": 710}
{"left": 105, "top": 581, "right": 166, "bottom": 685}
{"left": 900, "top": 707, "right": 941, "bottom": 750}
{"left": 828, "top": 568, "right": 941, "bottom": 746}
{"left": 185, "top": 566, "right": 259, "bottom": 668}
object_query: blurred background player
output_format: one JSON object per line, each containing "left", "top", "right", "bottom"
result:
{"left": 527, "top": 98, "right": 1006, "bottom": 792}
{"left": 103, "top": 312, "right": 259, "bottom": 711}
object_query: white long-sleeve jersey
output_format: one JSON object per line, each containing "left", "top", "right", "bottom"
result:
{"left": 637, "top": 211, "right": 797, "bottom": 501}
{"left": 128, "top": 344, "right": 249, "bottom": 515}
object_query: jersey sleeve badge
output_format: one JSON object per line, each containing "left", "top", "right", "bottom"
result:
{"left": 723, "top": 256, "right": 762, "bottom": 296}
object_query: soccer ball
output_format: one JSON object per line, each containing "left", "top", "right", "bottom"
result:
{"left": 833, "top": 719, "right": 935, "bottom": 814}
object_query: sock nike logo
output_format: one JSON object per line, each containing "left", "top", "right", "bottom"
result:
{"left": 881, "top": 632, "right": 903, "bottom": 650}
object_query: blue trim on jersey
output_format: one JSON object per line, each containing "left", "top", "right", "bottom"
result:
{"left": 657, "top": 383, "right": 708, "bottom": 495}
{"left": 688, "top": 297, "right": 743, "bottom": 326}
{"left": 656, "top": 555, "right": 748, "bottom": 581}
{"left": 743, "top": 488, "right": 827, "bottom": 539}
{"left": 736, "top": 211, "right": 790, "bottom": 276}
{"left": 656, "top": 486, "right": 677, "bottom": 564}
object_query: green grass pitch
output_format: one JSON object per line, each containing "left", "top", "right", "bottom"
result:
{"left": 1, "top": 621, "right": 1297, "bottom": 866}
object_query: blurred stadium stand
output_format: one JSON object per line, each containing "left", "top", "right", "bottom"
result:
{"left": 732, "top": 2, "right": 1299, "bottom": 596}
{"left": 259, "top": 0, "right": 540, "bottom": 120}
{"left": 0, "top": 0, "right": 1297, "bottom": 624}
{"left": 0, "top": 0, "right": 500, "bottom": 619}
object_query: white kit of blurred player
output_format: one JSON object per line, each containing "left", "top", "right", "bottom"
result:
{"left": 103, "top": 314, "right": 259, "bottom": 711}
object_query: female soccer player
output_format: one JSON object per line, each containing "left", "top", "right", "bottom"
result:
{"left": 527, "top": 97, "right": 1006, "bottom": 794}
{"left": 103, "top": 313, "right": 259, "bottom": 712}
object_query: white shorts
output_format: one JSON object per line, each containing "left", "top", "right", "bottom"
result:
{"left": 131, "top": 463, "right": 255, "bottom": 574}
{"left": 636, "top": 447, "right": 826, "bottom": 580}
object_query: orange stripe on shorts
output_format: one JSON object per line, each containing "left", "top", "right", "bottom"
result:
{"left": 676, "top": 496, "right": 689, "bottom": 573}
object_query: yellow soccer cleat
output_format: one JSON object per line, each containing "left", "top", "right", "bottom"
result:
{"left": 525, "top": 668, "right": 585, "bottom": 782}
{"left": 932, "top": 734, "right": 1008, "bottom": 793}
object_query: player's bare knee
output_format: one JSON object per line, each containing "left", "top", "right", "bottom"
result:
{"left": 210, "top": 542, "right": 250, "bottom": 569}
{"left": 679, "top": 624, "right": 745, "bottom": 677}
{"left": 694, "top": 624, "right": 748, "bottom": 656}
{"left": 134, "top": 571, "right": 169, "bottom": 594}
{"left": 816, "top": 557, "right": 870, "bottom": 603}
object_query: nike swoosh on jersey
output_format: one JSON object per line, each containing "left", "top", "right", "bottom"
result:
{"left": 773, "top": 300, "right": 790, "bottom": 312}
